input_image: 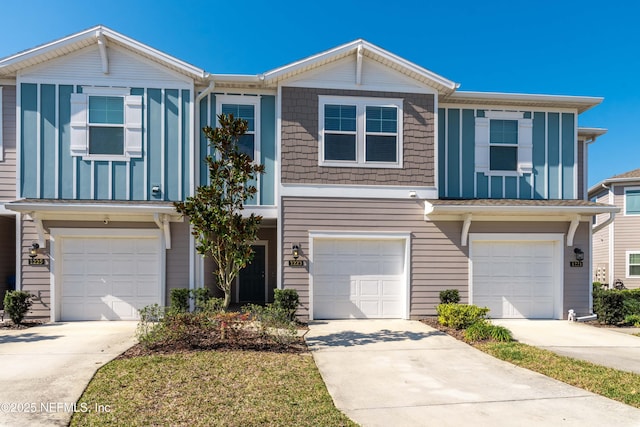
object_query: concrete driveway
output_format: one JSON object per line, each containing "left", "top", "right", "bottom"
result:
{"left": 305, "top": 320, "right": 640, "bottom": 427}
{"left": 0, "top": 321, "right": 138, "bottom": 427}
{"left": 493, "top": 319, "right": 640, "bottom": 374}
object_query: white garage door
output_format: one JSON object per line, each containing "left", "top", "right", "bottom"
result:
{"left": 60, "top": 236, "right": 162, "bottom": 320}
{"left": 471, "top": 240, "right": 559, "bottom": 319}
{"left": 312, "top": 239, "right": 406, "bottom": 319}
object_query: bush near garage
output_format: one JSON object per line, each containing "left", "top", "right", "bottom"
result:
{"left": 592, "top": 283, "right": 640, "bottom": 325}
{"left": 436, "top": 303, "right": 490, "bottom": 330}
{"left": 3, "top": 290, "right": 32, "bottom": 325}
{"left": 439, "top": 289, "right": 460, "bottom": 304}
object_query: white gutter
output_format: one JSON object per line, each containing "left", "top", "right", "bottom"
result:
{"left": 424, "top": 202, "right": 619, "bottom": 216}
{"left": 196, "top": 80, "right": 215, "bottom": 103}
{"left": 6, "top": 202, "right": 178, "bottom": 215}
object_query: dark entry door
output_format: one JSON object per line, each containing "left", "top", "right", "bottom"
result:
{"left": 239, "top": 245, "right": 266, "bottom": 302}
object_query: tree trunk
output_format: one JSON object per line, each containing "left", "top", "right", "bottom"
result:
{"left": 223, "top": 290, "right": 231, "bottom": 309}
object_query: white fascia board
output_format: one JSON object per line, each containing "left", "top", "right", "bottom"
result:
{"left": 6, "top": 201, "right": 179, "bottom": 216}
{"left": 424, "top": 202, "right": 620, "bottom": 217}
{"left": 281, "top": 184, "right": 438, "bottom": 199}
{"left": 588, "top": 177, "right": 640, "bottom": 196}
{"left": 211, "top": 74, "right": 263, "bottom": 83}
{"left": 445, "top": 91, "right": 603, "bottom": 113}
{"left": 578, "top": 127, "right": 607, "bottom": 143}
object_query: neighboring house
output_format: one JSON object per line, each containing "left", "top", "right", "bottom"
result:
{"left": 0, "top": 26, "right": 617, "bottom": 322}
{"left": 589, "top": 168, "right": 640, "bottom": 288}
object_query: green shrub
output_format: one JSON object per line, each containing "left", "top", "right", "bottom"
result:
{"left": 436, "top": 303, "right": 490, "bottom": 330}
{"left": 273, "top": 289, "right": 299, "bottom": 321}
{"left": 439, "top": 289, "right": 460, "bottom": 304}
{"left": 489, "top": 325, "right": 513, "bottom": 342}
{"left": 243, "top": 303, "right": 297, "bottom": 344}
{"left": 198, "top": 297, "right": 225, "bottom": 314}
{"left": 593, "top": 288, "right": 626, "bottom": 325}
{"left": 169, "top": 288, "right": 191, "bottom": 313}
{"left": 624, "top": 314, "right": 640, "bottom": 327}
{"left": 191, "top": 288, "right": 212, "bottom": 311}
{"left": 136, "top": 304, "right": 167, "bottom": 347}
{"left": 464, "top": 320, "right": 491, "bottom": 342}
{"left": 3, "top": 290, "right": 32, "bottom": 324}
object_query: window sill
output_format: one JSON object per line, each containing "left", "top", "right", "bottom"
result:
{"left": 78, "top": 154, "right": 132, "bottom": 162}
{"left": 320, "top": 161, "right": 402, "bottom": 169}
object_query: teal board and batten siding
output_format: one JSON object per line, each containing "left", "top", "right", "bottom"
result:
{"left": 438, "top": 108, "right": 576, "bottom": 200}
{"left": 20, "top": 83, "right": 191, "bottom": 201}
{"left": 198, "top": 94, "right": 276, "bottom": 206}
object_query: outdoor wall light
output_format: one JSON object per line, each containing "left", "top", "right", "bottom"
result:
{"left": 292, "top": 244, "right": 300, "bottom": 260}
{"left": 29, "top": 242, "right": 39, "bottom": 259}
{"left": 574, "top": 248, "right": 584, "bottom": 262}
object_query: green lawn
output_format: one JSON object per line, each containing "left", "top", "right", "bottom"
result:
{"left": 71, "top": 350, "right": 357, "bottom": 427}
{"left": 476, "top": 341, "right": 640, "bottom": 408}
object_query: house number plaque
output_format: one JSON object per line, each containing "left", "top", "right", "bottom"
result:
{"left": 288, "top": 260, "right": 304, "bottom": 267}
{"left": 569, "top": 261, "right": 583, "bottom": 268}
{"left": 28, "top": 259, "right": 46, "bottom": 266}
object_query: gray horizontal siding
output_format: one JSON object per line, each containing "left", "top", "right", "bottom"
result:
{"left": 282, "top": 197, "right": 591, "bottom": 319}
{"left": 1, "top": 85, "right": 17, "bottom": 201}
{"left": 613, "top": 185, "right": 640, "bottom": 288}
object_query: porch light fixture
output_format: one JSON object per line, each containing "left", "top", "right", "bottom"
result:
{"left": 292, "top": 244, "right": 300, "bottom": 260}
{"left": 574, "top": 248, "right": 584, "bottom": 262}
{"left": 29, "top": 242, "right": 39, "bottom": 259}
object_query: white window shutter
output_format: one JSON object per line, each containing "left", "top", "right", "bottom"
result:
{"left": 70, "top": 93, "right": 88, "bottom": 156}
{"left": 474, "top": 117, "right": 489, "bottom": 172}
{"left": 517, "top": 118, "right": 533, "bottom": 173}
{"left": 124, "top": 95, "right": 143, "bottom": 158}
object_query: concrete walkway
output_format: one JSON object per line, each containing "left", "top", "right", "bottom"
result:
{"left": 305, "top": 320, "right": 640, "bottom": 427}
{"left": 493, "top": 319, "right": 640, "bottom": 374}
{"left": 0, "top": 321, "right": 138, "bottom": 427}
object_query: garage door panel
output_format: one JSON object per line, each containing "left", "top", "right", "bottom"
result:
{"left": 61, "top": 236, "right": 161, "bottom": 321}
{"left": 359, "top": 279, "right": 380, "bottom": 297}
{"left": 472, "top": 240, "right": 559, "bottom": 319}
{"left": 313, "top": 239, "right": 405, "bottom": 319}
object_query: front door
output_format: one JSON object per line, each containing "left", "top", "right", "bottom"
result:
{"left": 239, "top": 245, "right": 266, "bottom": 303}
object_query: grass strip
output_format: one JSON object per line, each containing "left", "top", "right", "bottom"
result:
{"left": 71, "top": 350, "right": 357, "bottom": 427}
{"left": 476, "top": 341, "right": 640, "bottom": 408}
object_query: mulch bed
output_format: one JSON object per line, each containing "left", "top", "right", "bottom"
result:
{"left": 0, "top": 320, "right": 45, "bottom": 330}
{"left": 119, "top": 326, "right": 308, "bottom": 359}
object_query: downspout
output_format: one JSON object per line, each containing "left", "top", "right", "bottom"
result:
{"left": 593, "top": 211, "right": 615, "bottom": 234}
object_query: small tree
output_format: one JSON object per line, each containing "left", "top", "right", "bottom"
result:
{"left": 175, "top": 114, "right": 265, "bottom": 308}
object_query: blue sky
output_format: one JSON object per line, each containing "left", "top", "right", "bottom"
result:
{"left": 0, "top": 0, "right": 637, "bottom": 187}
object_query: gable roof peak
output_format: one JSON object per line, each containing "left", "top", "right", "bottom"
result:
{"left": 261, "top": 38, "right": 458, "bottom": 94}
{"left": 0, "top": 25, "right": 207, "bottom": 81}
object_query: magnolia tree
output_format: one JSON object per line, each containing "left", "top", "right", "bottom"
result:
{"left": 175, "top": 114, "right": 265, "bottom": 308}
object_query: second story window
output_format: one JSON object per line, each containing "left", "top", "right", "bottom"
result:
{"left": 88, "top": 96, "right": 124, "bottom": 155}
{"left": 474, "top": 111, "right": 532, "bottom": 177}
{"left": 625, "top": 188, "right": 640, "bottom": 215}
{"left": 221, "top": 103, "right": 256, "bottom": 160}
{"left": 489, "top": 119, "right": 518, "bottom": 171}
{"left": 319, "top": 96, "right": 403, "bottom": 168}
{"left": 216, "top": 95, "right": 260, "bottom": 163}
{"left": 70, "top": 87, "right": 143, "bottom": 160}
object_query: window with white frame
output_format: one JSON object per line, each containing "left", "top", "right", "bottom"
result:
{"left": 70, "top": 88, "right": 142, "bottom": 160}
{"left": 475, "top": 111, "right": 532, "bottom": 176}
{"left": 319, "top": 96, "right": 402, "bottom": 167}
{"left": 625, "top": 188, "right": 640, "bottom": 215}
{"left": 216, "top": 95, "right": 260, "bottom": 162}
{"left": 627, "top": 252, "right": 640, "bottom": 277}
